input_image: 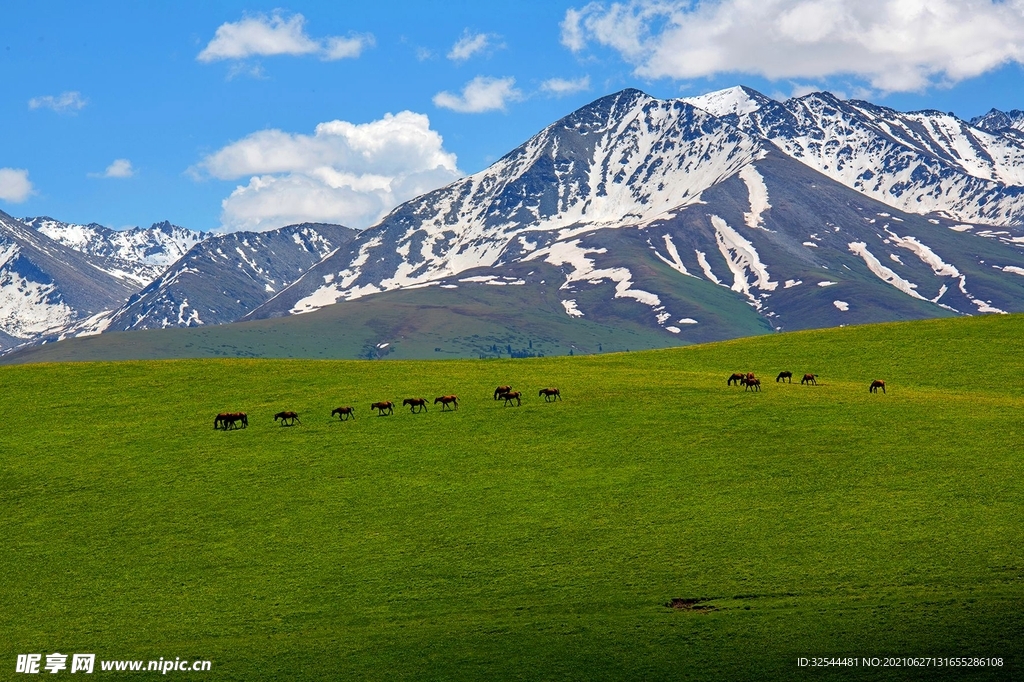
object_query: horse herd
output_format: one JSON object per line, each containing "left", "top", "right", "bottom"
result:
{"left": 728, "top": 372, "right": 886, "bottom": 393}
{"left": 213, "top": 385, "right": 562, "bottom": 430}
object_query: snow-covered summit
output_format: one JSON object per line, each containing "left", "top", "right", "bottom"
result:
{"left": 682, "top": 85, "right": 775, "bottom": 119}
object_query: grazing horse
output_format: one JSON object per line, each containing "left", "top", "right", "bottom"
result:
{"left": 728, "top": 373, "right": 746, "bottom": 386}
{"left": 870, "top": 380, "right": 886, "bottom": 394}
{"left": 331, "top": 406, "right": 355, "bottom": 421}
{"left": 494, "top": 385, "right": 513, "bottom": 400}
{"left": 801, "top": 374, "right": 818, "bottom": 385}
{"left": 403, "top": 397, "right": 428, "bottom": 413}
{"left": 274, "top": 411, "right": 300, "bottom": 426}
{"left": 214, "top": 412, "right": 247, "bottom": 430}
{"left": 499, "top": 390, "right": 522, "bottom": 406}
{"left": 742, "top": 377, "right": 761, "bottom": 392}
{"left": 539, "top": 387, "right": 561, "bottom": 401}
{"left": 776, "top": 371, "right": 792, "bottom": 383}
{"left": 371, "top": 401, "right": 394, "bottom": 416}
{"left": 434, "top": 395, "right": 458, "bottom": 411}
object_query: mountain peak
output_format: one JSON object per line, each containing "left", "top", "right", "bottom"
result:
{"left": 682, "top": 85, "right": 773, "bottom": 118}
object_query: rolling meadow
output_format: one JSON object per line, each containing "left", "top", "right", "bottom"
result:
{"left": 2, "top": 315, "right": 1023, "bottom": 680}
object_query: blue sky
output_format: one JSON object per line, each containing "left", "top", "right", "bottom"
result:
{"left": 3, "top": 0, "right": 1024, "bottom": 232}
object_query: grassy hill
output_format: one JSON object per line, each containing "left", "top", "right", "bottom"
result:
{"left": 2, "top": 315, "right": 1022, "bottom": 680}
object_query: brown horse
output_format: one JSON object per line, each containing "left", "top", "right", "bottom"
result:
{"left": 434, "top": 395, "right": 458, "bottom": 411}
{"left": 870, "top": 380, "right": 886, "bottom": 394}
{"left": 728, "top": 373, "right": 746, "bottom": 386}
{"left": 371, "top": 401, "right": 394, "bottom": 415}
{"left": 332, "top": 406, "right": 355, "bottom": 421}
{"left": 214, "top": 412, "right": 247, "bottom": 430}
{"left": 801, "top": 374, "right": 818, "bottom": 385}
{"left": 494, "top": 385, "right": 513, "bottom": 400}
{"left": 539, "top": 387, "right": 561, "bottom": 401}
{"left": 274, "top": 411, "right": 300, "bottom": 426}
{"left": 500, "top": 390, "right": 521, "bottom": 406}
{"left": 776, "top": 371, "right": 792, "bottom": 383}
{"left": 742, "top": 377, "right": 761, "bottom": 392}
{"left": 403, "top": 397, "right": 428, "bottom": 413}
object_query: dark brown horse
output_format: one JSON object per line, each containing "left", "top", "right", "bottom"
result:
{"left": 539, "top": 387, "right": 561, "bottom": 401}
{"left": 332, "top": 406, "right": 355, "bottom": 421}
{"left": 494, "top": 385, "right": 513, "bottom": 400}
{"left": 499, "top": 390, "right": 521, "bottom": 406}
{"left": 214, "top": 412, "right": 247, "bottom": 430}
{"left": 434, "top": 395, "right": 458, "bottom": 411}
{"left": 274, "top": 411, "right": 300, "bottom": 426}
{"left": 403, "top": 397, "right": 428, "bottom": 413}
{"left": 870, "top": 380, "right": 886, "bottom": 394}
{"left": 776, "top": 371, "right": 792, "bottom": 383}
{"left": 742, "top": 377, "right": 761, "bottom": 392}
{"left": 371, "top": 401, "right": 394, "bottom": 415}
{"left": 728, "top": 373, "right": 746, "bottom": 386}
{"left": 801, "top": 374, "right": 818, "bottom": 385}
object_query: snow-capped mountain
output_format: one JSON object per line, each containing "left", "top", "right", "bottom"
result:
{"left": 251, "top": 90, "right": 764, "bottom": 317}
{"left": 683, "top": 86, "right": 1024, "bottom": 225}
{"left": 8, "top": 86, "right": 1024, "bottom": 362}
{"left": 971, "top": 108, "right": 1024, "bottom": 135}
{"left": 22, "top": 217, "right": 207, "bottom": 286}
{"left": 86, "top": 222, "right": 357, "bottom": 333}
{"left": 245, "top": 87, "right": 1024, "bottom": 346}
{"left": 0, "top": 211, "right": 139, "bottom": 349}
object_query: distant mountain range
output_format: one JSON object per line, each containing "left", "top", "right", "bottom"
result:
{"left": 4, "top": 85, "right": 1024, "bottom": 362}
{"left": 21, "top": 217, "right": 207, "bottom": 286}
{"left": 0, "top": 212, "right": 355, "bottom": 353}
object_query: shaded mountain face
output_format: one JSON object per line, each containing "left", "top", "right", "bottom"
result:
{"left": 85, "top": 222, "right": 357, "bottom": 333}
{"left": 22, "top": 217, "right": 207, "bottom": 286}
{"left": 0, "top": 211, "right": 140, "bottom": 349}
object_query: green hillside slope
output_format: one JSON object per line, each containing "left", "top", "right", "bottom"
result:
{"left": 2, "top": 315, "right": 1022, "bottom": 680}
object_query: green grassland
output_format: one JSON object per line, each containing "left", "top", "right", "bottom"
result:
{"left": 2, "top": 315, "right": 1023, "bottom": 680}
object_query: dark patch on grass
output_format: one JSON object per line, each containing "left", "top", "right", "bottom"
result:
{"left": 667, "top": 598, "right": 716, "bottom": 612}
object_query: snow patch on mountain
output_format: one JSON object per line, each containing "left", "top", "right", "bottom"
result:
{"left": 652, "top": 234, "right": 693, "bottom": 276}
{"left": 849, "top": 241, "right": 926, "bottom": 300}
{"left": 561, "top": 299, "right": 584, "bottom": 317}
{"left": 884, "top": 230, "right": 960, "bottom": 277}
{"left": 711, "top": 215, "right": 777, "bottom": 307}
{"left": 738, "top": 165, "right": 771, "bottom": 229}
{"left": 525, "top": 239, "right": 661, "bottom": 307}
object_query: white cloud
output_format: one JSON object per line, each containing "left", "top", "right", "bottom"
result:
{"left": 541, "top": 75, "right": 591, "bottom": 96}
{"left": 90, "top": 159, "right": 135, "bottom": 179}
{"left": 197, "top": 12, "right": 373, "bottom": 62}
{"left": 562, "top": 0, "right": 1024, "bottom": 92}
{"left": 0, "top": 168, "right": 34, "bottom": 203}
{"left": 28, "top": 91, "right": 87, "bottom": 113}
{"left": 447, "top": 31, "right": 500, "bottom": 61}
{"left": 433, "top": 76, "right": 522, "bottom": 113}
{"left": 192, "top": 112, "right": 462, "bottom": 232}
